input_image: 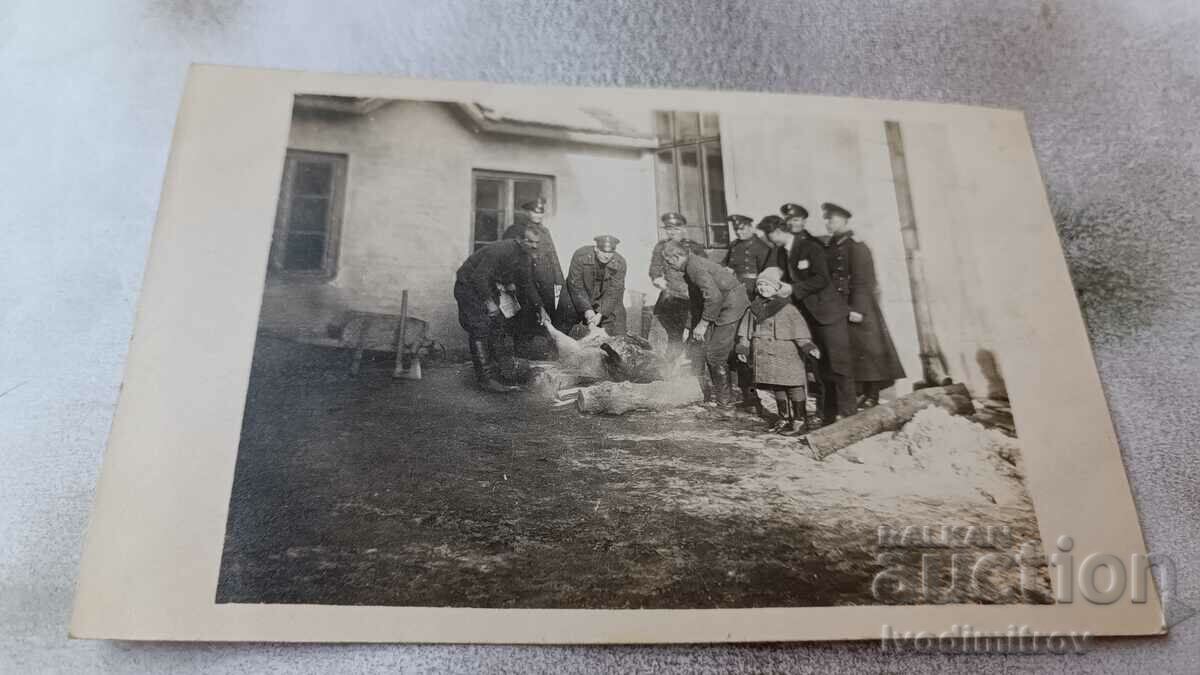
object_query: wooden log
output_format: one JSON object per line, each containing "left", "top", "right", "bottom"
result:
{"left": 576, "top": 378, "right": 704, "bottom": 415}
{"left": 528, "top": 363, "right": 582, "bottom": 398}
{"left": 807, "top": 383, "right": 975, "bottom": 459}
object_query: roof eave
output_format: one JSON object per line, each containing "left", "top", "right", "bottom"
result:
{"left": 455, "top": 103, "right": 657, "bottom": 150}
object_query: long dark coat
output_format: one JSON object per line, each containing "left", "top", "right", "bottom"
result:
{"left": 555, "top": 246, "right": 628, "bottom": 335}
{"left": 827, "top": 232, "right": 907, "bottom": 383}
{"left": 773, "top": 232, "right": 852, "bottom": 377}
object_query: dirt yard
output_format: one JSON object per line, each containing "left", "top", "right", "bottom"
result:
{"left": 216, "top": 336, "right": 1052, "bottom": 608}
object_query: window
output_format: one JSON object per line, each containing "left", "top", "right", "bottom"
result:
{"left": 653, "top": 111, "right": 728, "bottom": 248}
{"left": 471, "top": 170, "right": 554, "bottom": 252}
{"left": 270, "top": 150, "right": 347, "bottom": 276}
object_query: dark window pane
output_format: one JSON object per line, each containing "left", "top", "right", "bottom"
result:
{"left": 684, "top": 226, "right": 706, "bottom": 246}
{"left": 513, "top": 180, "right": 543, "bottom": 213}
{"left": 475, "top": 178, "right": 503, "bottom": 210}
{"left": 288, "top": 195, "right": 329, "bottom": 234}
{"left": 284, "top": 234, "right": 326, "bottom": 270}
{"left": 674, "top": 112, "right": 700, "bottom": 142}
{"left": 654, "top": 111, "right": 673, "bottom": 144}
{"left": 475, "top": 209, "right": 501, "bottom": 242}
{"left": 294, "top": 162, "right": 333, "bottom": 196}
{"left": 703, "top": 141, "right": 728, "bottom": 224}
{"left": 677, "top": 146, "right": 703, "bottom": 227}
{"left": 654, "top": 149, "right": 678, "bottom": 219}
{"left": 700, "top": 112, "right": 720, "bottom": 138}
{"left": 709, "top": 224, "right": 730, "bottom": 248}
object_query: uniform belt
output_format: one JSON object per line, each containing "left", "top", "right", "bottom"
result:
{"left": 740, "top": 273, "right": 758, "bottom": 279}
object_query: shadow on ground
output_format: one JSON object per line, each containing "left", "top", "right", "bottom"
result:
{"left": 216, "top": 336, "right": 1050, "bottom": 608}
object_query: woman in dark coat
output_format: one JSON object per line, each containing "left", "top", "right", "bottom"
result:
{"left": 822, "top": 203, "right": 907, "bottom": 407}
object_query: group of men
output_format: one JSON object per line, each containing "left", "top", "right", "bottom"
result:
{"left": 453, "top": 196, "right": 906, "bottom": 426}
{"left": 454, "top": 197, "right": 628, "bottom": 392}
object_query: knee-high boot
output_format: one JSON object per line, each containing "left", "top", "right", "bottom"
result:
{"left": 469, "top": 339, "right": 514, "bottom": 393}
{"left": 770, "top": 395, "right": 792, "bottom": 433}
{"left": 710, "top": 363, "right": 734, "bottom": 408}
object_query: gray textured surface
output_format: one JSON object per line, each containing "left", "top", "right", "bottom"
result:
{"left": 2, "top": 0, "right": 1197, "bottom": 672}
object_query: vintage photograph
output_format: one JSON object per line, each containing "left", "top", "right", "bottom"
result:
{"left": 214, "top": 93, "right": 1051, "bottom": 609}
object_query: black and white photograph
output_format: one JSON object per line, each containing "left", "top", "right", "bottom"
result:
{"left": 214, "top": 93, "right": 1051, "bottom": 609}
{"left": 8, "top": 0, "right": 1196, "bottom": 667}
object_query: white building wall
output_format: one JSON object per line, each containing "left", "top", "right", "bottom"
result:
{"left": 720, "top": 114, "right": 923, "bottom": 395}
{"left": 260, "top": 102, "right": 1007, "bottom": 398}
{"left": 901, "top": 122, "right": 1010, "bottom": 398}
{"left": 261, "top": 101, "right": 657, "bottom": 348}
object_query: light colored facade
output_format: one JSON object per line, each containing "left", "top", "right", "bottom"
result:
{"left": 261, "top": 98, "right": 1008, "bottom": 399}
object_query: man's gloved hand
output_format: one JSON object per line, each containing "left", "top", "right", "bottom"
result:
{"left": 692, "top": 320, "right": 710, "bottom": 342}
{"left": 848, "top": 311, "right": 864, "bottom": 324}
{"left": 777, "top": 282, "right": 793, "bottom": 298}
{"left": 800, "top": 341, "right": 820, "bottom": 360}
{"left": 735, "top": 337, "right": 750, "bottom": 363}
{"left": 652, "top": 276, "right": 669, "bottom": 291}
{"left": 584, "top": 309, "right": 603, "bottom": 327}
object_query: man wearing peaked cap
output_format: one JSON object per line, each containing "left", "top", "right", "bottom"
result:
{"left": 593, "top": 234, "right": 620, "bottom": 252}
{"left": 821, "top": 202, "right": 905, "bottom": 409}
{"left": 724, "top": 214, "right": 773, "bottom": 410}
{"left": 454, "top": 228, "right": 545, "bottom": 393}
{"left": 649, "top": 212, "right": 707, "bottom": 363}
{"left": 821, "top": 202, "right": 852, "bottom": 219}
{"left": 502, "top": 196, "right": 563, "bottom": 358}
{"left": 660, "top": 211, "right": 688, "bottom": 228}
{"left": 725, "top": 215, "right": 773, "bottom": 298}
{"left": 759, "top": 211, "right": 857, "bottom": 422}
{"left": 556, "top": 234, "right": 628, "bottom": 335}
{"left": 780, "top": 203, "right": 810, "bottom": 235}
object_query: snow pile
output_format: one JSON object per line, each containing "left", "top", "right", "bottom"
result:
{"left": 837, "top": 406, "right": 1026, "bottom": 507}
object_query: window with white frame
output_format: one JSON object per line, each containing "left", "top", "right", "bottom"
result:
{"left": 653, "top": 111, "right": 729, "bottom": 248}
{"left": 270, "top": 150, "right": 347, "bottom": 276}
{"left": 470, "top": 170, "right": 555, "bottom": 252}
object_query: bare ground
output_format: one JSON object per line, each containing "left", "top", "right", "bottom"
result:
{"left": 216, "top": 336, "right": 1052, "bottom": 608}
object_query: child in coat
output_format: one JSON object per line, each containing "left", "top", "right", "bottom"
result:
{"left": 736, "top": 267, "right": 821, "bottom": 435}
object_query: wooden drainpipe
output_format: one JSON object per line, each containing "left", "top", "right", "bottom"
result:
{"left": 884, "top": 121, "right": 951, "bottom": 388}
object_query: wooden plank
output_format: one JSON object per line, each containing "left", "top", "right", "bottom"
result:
{"left": 392, "top": 290, "right": 409, "bottom": 378}
{"left": 885, "top": 120, "right": 951, "bottom": 387}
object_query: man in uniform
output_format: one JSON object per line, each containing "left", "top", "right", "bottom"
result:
{"left": 502, "top": 197, "right": 563, "bottom": 358}
{"left": 555, "top": 234, "right": 628, "bottom": 336}
{"left": 661, "top": 240, "right": 750, "bottom": 408}
{"left": 822, "top": 202, "right": 906, "bottom": 408}
{"left": 760, "top": 209, "right": 857, "bottom": 422}
{"left": 454, "top": 228, "right": 544, "bottom": 393}
{"left": 648, "top": 212, "right": 707, "bottom": 363}
{"left": 724, "top": 214, "right": 774, "bottom": 299}
{"left": 781, "top": 202, "right": 809, "bottom": 234}
{"left": 723, "top": 213, "right": 773, "bottom": 410}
